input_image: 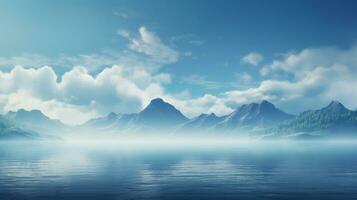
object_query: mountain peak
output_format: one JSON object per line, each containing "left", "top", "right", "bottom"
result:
{"left": 197, "top": 113, "right": 209, "bottom": 118}
{"left": 208, "top": 112, "right": 217, "bottom": 117}
{"left": 329, "top": 100, "right": 343, "bottom": 106}
{"left": 260, "top": 100, "right": 274, "bottom": 106}
{"left": 14, "top": 109, "right": 46, "bottom": 118}
{"left": 138, "top": 98, "right": 188, "bottom": 127}
{"left": 106, "top": 112, "right": 118, "bottom": 119}
{"left": 144, "top": 98, "right": 172, "bottom": 111}
{"left": 221, "top": 100, "right": 293, "bottom": 128}
{"left": 150, "top": 98, "right": 164, "bottom": 104}
{"left": 197, "top": 113, "right": 217, "bottom": 119}
{"left": 322, "top": 100, "right": 349, "bottom": 113}
{"left": 143, "top": 98, "right": 179, "bottom": 113}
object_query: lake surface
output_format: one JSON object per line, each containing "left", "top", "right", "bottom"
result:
{"left": 1, "top": 141, "right": 357, "bottom": 200}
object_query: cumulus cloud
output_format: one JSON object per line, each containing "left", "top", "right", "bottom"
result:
{"left": 241, "top": 52, "right": 264, "bottom": 66}
{"left": 1, "top": 91, "right": 96, "bottom": 125}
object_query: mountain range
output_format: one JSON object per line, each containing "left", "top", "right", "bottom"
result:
{"left": 1, "top": 98, "right": 357, "bottom": 139}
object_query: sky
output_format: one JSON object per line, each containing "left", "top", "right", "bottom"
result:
{"left": 0, "top": 0, "right": 357, "bottom": 124}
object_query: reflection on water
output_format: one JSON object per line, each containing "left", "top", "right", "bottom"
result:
{"left": 1, "top": 141, "right": 357, "bottom": 200}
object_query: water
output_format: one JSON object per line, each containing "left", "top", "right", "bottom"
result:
{"left": 1, "top": 141, "right": 357, "bottom": 200}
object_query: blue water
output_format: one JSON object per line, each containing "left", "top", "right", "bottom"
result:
{"left": 1, "top": 141, "right": 357, "bottom": 200}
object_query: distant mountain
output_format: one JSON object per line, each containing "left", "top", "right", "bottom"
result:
{"left": 136, "top": 98, "right": 188, "bottom": 129}
{"left": 217, "top": 100, "right": 294, "bottom": 130}
{"left": 81, "top": 98, "right": 188, "bottom": 133}
{"left": 79, "top": 98, "right": 357, "bottom": 138}
{"left": 177, "top": 113, "right": 224, "bottom": 134}
{"left": 0, "top": 116, "right": 39, "bottom": 140}
{"left": 274, "top": 101, "right": 357, "bottom": 137}
{"left": 3, "top": 98, "right": 356, "bottom": 139}
{"left": 321, "top": 101, "right": 350, "bottom": 114}
{"left": 81, "top": 112, "right": 138, "bottom": 132}
{"left": 83, "top": 112, "right": 119, "bottom": 128}
{"left": 5, "top": 109, "right": 67, "bottom": 134}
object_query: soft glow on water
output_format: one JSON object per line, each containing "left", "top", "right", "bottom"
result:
{"left": 1, "top": 140, "right": 357, "bottom": 199}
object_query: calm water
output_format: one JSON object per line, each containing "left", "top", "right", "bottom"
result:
{"left": 1, "top": 141, "right": 357, "bottom": 200}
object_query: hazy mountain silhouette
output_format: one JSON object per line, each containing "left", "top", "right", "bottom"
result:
{"left": 275, "top": 101, "right": 357, "bottom": 137}
{"left": 81, "top": 98, "right": 188, "bottom": 133}
{"left": 177, "top": 113, "right": 225, "bottom": 134}
{"left": 5, "top": 109, "right": 66, "bottom": 134}
{"left": 0, "top": 115, "right": 39, "bottom": 140}
{"left": 83, "top": 112, "right": 120, "bottom": 128}
{"left": 217, "top": 100, "right": 294, "bottom": 129}
{"left": 3, "top": 98, "right": 357, "bottom": 140}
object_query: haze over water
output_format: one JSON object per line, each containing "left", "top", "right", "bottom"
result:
{"left": 1, "top": 140, "right": 357, "bottom": 200}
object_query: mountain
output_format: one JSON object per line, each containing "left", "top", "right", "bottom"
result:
{"left": 81, "top": 112, "right": 138, "bottom": 132}
{"left": 217, "top": 100, "right": 294, "bottom": 130}
{"left": 5, "top": 109, "right": 67, "bottom": 134}
{"left": 81, "top": 98, "right": 188, "bottom": 134}
{"left": 321, "top": 100, "right": 350, "bottom": 114}
{"left": 274, "top": 101, "right": 357, "bottom": 137}
{"left": 135, "top": 98, "right": 188, "bottom": 129}
{"left": 83, "top": 112, "right": 119, "bottom": 128}
{"left": 0, "top": 116, "right": 39, "bottom": 140}
{"left": 177, "top": 113, "right": 224, "bottom": 134}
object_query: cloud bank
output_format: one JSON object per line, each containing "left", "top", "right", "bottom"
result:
{"left": 0, "top": 65, "right": 171, "bottom": 124}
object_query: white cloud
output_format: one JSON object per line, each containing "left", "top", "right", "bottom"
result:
{"left": 117, "top": 29, "right": 130, "bottom": 38}
{"left": 2, "top": 91, "right": 96, "bottom": 125}
{"left": 235, "top": 72, "right": 252, "bottom": 83}
{"left": 227, "top": 46, "right": 357, "bottom": 112}
{"left": 164, "top": 46, "right": 357, "bottom": 117}
{"left": 241, "top": 52, "right": 264, "bottom": 66}
{"left": 260, "top": 46, "right": 357, "bottom": 77}
{"left": 0, "top": 65, "right": 169, "bottom": 124}
{"left": 125, "top": 26, "right": 179, "bottom": 64}
{"left": 0, "top": 26, "right": 179, "bottom": 73}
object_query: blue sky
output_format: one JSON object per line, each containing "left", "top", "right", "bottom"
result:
{"left": 1, "top": 0, "right": 357, "bottom": 124}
